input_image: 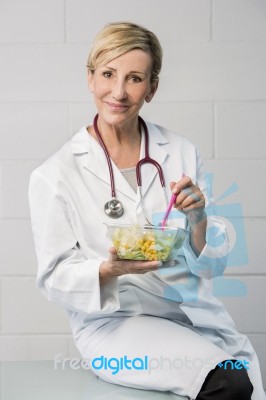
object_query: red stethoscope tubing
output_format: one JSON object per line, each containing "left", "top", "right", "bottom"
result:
{"left": 135, "top": 116, "right": 166, "bottom": 188}
{"left": 93, "top": 114, "right": 166, "bottom": 199}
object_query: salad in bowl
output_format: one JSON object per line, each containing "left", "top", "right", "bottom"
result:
{"left": 106, "top": 224, "right": 188, "bottom": 262}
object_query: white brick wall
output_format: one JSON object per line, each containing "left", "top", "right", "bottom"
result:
{"left": 0, "top": 0, "right": 265, "bottom": 387}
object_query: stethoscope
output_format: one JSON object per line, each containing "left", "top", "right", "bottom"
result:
{"left": 93, "top": 114, "right": 168, "bottom": 224}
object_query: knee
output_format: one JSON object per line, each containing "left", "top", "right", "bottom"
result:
{"left": 197, "top": 361, "right": 253, "bottom": 400}
{"left": 223, "top": 368, "right": 253, "bottom": 399}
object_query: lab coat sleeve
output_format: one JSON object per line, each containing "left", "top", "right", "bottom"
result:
{"left": 28, "top": 170, "right": 120, "bottom": 315}
{"left": 182, "top": 148, "right": 230, "bottom": 279}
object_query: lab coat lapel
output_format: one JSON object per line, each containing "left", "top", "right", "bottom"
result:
{"left": 71, "top": 127, "right": 137, "bottom": 201}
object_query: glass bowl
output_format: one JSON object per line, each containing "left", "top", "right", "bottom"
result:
{"left": 106, "top": 224, "right": 188, "bottom": 261}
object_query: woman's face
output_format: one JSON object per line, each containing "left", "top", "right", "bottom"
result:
{"left": 88, "top": 49, "right": 158, "bottom": 127}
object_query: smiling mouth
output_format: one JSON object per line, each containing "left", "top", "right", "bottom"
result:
{"left": 105, "top": 102, "right": 130, "bottom": 111}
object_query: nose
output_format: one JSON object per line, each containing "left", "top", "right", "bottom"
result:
{"left": 111, "top": 78, "right": 127, "bottom": 100}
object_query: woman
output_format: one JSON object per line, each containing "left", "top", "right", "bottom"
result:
{"left": 29, "top": 22, "right": 265, "bottom": 399}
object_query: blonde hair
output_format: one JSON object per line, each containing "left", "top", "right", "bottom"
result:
{"left": 87, "top": 22, "right": 163, "bottom": 82}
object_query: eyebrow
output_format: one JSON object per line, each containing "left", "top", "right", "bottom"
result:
{"left": 103, "top": 65, "right": 147, "bottom": 76}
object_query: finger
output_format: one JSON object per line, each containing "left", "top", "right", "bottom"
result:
{"left": 169, "top": 181, "right": 176, "bottom": 191}
{"left": 136, "top": 267, "right": 158, "bottom": 274}
{"left": 111, "top": 258, "right": 161, "bottom": 276}
{"left": 179, "top": 190, "right": 202, "bottom": 209}
{"left": 174, "top": 186, "right": 201, "bottom": 209}
{"left": 108, "top": 246, "right": 120, "bottom": 261}
{"left": 135, "top": 263, "right": 160, "bottom": 274}
{"left": 135, "top": 260, "right": 161, "bottom": 269}
{"left": 182, "top": 199, "right": 205, "bottom": 212}
{"left": 181, "top": 197, "right": 202, "bottom": 210}
{"left": 171, "top": 175, "right": 192, "bottom": 194}
{"left": 128, "top": 260, "right": 161, "bottom": 274}
{"left": 174, "top": 187, "right": 193, "bottom": 206}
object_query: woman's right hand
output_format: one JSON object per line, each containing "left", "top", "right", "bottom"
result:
{"left": 99, "top": 247, "right": 162, "bottom": 285}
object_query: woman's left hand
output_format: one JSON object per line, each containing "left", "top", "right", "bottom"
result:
{"left": 170, "top": 175, "right": 206, "bottom": 226}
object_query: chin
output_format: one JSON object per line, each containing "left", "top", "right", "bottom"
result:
{"left": 99, "top": 109, "right": 138, "bottom": 126}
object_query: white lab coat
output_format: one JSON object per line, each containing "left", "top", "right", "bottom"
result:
{"left": 28, "top": 121, "right": 265, "bottom": 399}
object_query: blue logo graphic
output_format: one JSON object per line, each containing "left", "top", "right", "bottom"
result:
{"left": 152, "top": 173, "right": 249, "bottom": 300}
{"left": 91, "top": 355, "right": 148, "bottom": 375}
{"left": 218, "top": 360, "right": 250, "bottom": 370}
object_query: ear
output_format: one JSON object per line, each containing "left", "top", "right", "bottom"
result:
{"left": 87, "top": 70, "right": 94, "bottom": 93}
{"left": 145, "top": 80, "right": 159, "bottom": 103}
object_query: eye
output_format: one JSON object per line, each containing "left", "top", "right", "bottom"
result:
{"left": 103, "top": 71, "right": 112, "bottom": 78}
{"left": 129, "top": 75, "right": 142, "bottom": 83}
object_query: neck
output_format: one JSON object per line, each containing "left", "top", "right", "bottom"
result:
{"left": 94, "top": 115, "right": 141, "bottom": 148}
{"left": 91, "top": 114, "right": 142, "bottom": 169}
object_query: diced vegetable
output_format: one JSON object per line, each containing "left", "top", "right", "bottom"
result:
{"left": 111, "top": 226, "right": 181, "bottom": 261}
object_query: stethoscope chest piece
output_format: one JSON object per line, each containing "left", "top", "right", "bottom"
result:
{"left": 104, "top": 198, "right": 124, "bottom": 218}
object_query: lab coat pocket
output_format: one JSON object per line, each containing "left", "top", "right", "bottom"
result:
{"left": 118, "top": 288, "right": 143, "bottom": 316}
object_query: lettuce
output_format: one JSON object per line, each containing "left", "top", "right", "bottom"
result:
{"left": 111, "top": 225, "right": 183, "bottom": 261}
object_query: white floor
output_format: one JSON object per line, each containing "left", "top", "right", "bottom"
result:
{"left": 0, "top": 361, "right": 186, "bottom": 400}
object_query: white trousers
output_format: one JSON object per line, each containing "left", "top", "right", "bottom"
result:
{"left": 73, "top": 284, "right": 266, "bottom": 400}
{"left": 80, "top": 315, "right": 233, "bottom": 400}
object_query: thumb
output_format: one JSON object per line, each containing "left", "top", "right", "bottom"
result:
{"left": 170, "top": 181, "right": 176, "bottom": 190}
{"left": 108, "top": 246, "right": 119, "bottom": 261}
